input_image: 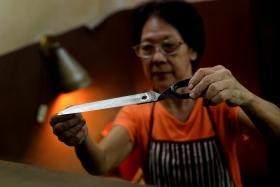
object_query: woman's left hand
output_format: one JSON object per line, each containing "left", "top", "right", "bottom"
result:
{"left": 188, "top": 65, "right": 253, "bottom": 106}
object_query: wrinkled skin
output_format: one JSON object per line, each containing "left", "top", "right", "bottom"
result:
{"left": 188, "top": 65, "right": 253, "bottom": 106}
{"left": 50, "top": 113, "right": 87, "bottom": 146}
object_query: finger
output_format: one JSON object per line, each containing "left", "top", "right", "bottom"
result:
{"left": 188, "top": 65, "right": 226, "bottom": 90}
{"left": 211, "top": 89, "right": 230, "bottom": 105}
{"left": 212, "top": 65, "right": 225, "bottom": 71}
{"left": 190, "top": 72, "right": 226, "bottom": 99}
{"left": 65, "top": 136, "right": 79, "bottom": 146}
{"left": 188, "top": 67, "right": 215, "bottom": 89}
{"left": 53, "top": 117, "right": 85, "bottom": 135}
{"left": 204, "top": 79, "right": 230, "bottom": 100}
{"left": 58, "top": 134, "right": 66, "bottom": 142}
{"left": 50, "top": 114, "right": 75, "bottom": 126}
{"left": 75, "top": 128, "right": 87, "bottom": 145}
{"left": 66, "top": 128, "right": 87, "bottom": 146}
{"left": 58, "top": 125, "right": 83, "bottom": 145}
{"left": 62, "top": 120, "right": 85, "bottom": 139}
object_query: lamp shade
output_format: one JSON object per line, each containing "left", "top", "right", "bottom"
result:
{"left": 55, "top": 47, "right": 91, "bottom": 92}
{"left": 40, "top": 35, "right": 91, "bottom": 93}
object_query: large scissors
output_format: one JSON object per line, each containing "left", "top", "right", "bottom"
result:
{"left": 58, "top": 79, "right": 191, "bottom": 115}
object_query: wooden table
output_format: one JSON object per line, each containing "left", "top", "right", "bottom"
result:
{"left": 0, "top": 160, "right": 151, "bottom": 187}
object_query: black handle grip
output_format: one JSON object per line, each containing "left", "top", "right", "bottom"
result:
{"left": 170, "top": 79, "right": 190, "bottom": 99}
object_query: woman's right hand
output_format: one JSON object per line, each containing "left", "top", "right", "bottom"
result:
{"left": 50, "top": 113, "right": 88, "bottom": 146}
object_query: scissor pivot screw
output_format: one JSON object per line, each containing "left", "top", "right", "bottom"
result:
{"left": 141, "top": 95, "right": 147, "bottom": 100}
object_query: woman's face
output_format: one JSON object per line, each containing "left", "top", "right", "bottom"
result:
{"left": 139, "top": 16, "right": 197, "bottom": 92}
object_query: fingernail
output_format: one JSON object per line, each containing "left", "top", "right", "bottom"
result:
{"left": 188, "top": 83, "right": 193, "bottom": 89}
{"left": 190, "top": 92, "right": 195, "bottom": 98}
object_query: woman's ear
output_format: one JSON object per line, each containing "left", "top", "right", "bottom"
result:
{"left": 189, "top": 48, "right": 198, "bottom": 61}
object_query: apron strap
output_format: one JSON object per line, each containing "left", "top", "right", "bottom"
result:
{"left": 206, "top": 106, "right": 229, "bottom": 176}
{"left": 143, "top": 103, "right": 156, "bottom": 183}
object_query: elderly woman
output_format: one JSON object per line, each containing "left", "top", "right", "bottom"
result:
{"left": 50, "top": 1, "right": 280, "bottom": 187}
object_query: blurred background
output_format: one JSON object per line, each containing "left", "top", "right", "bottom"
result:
{"left": 0, "top": 0, "right": 279, "bottom": 186}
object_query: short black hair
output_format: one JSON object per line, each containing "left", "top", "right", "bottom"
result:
{"left": 132, "top": 0, "right": 205, "bottom": 68}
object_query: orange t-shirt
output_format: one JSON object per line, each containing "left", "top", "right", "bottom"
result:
{"left": 113, "top": 98, "right": 242, "bottom": 187}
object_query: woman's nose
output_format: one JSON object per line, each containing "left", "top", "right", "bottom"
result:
{"left": 151, "top": 47, "right": 167, "bottom": 63}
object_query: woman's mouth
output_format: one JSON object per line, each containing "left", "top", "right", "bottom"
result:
{"left": 151, "top": 72, "right": 173, "bottom": 80}
{"left": 151, "top": 71, "right": 172, "bottom": 76}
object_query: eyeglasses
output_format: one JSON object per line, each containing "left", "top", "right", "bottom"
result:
{"left": 133, "top": 40, "right": 185, "bottom": 60}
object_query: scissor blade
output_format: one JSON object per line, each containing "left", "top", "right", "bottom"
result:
{"left": 58, "top": 91, "right": 160, "bottom": 115}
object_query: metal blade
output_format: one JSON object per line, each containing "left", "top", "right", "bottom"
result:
{"left": 57, "top": 91, "right": 160, "bottom": 115}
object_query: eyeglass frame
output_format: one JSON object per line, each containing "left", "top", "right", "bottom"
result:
{"left": 133, "top": 40, "right": 185, "bottom": 60}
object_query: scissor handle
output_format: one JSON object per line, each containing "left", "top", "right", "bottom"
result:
{"left": 170, "top": 79, "right": 190, "bottom": 99}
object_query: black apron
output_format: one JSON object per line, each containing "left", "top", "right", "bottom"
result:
{"left": 144, "top": 104, "right": 235, "bottom": 187}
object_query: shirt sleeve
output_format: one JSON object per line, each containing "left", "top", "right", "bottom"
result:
{"left": 112, "top": 105, "right": 139, "bottom": 144}
{"left": 225, "top": 103, "right": 241, "bottom": 134}
{"left": 211, "top": 102, "right": 241, "bottom": 134}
